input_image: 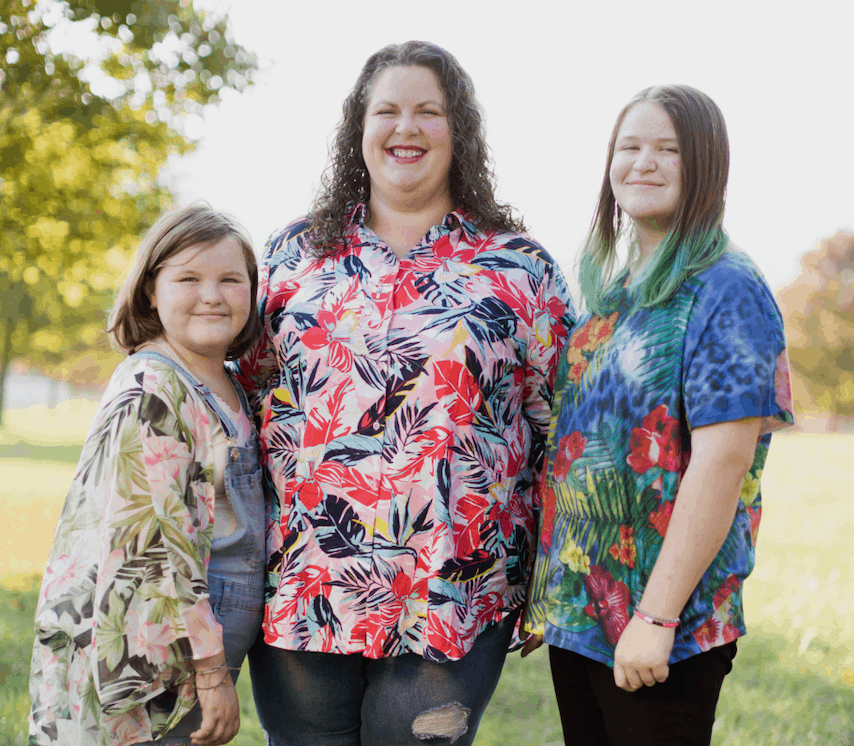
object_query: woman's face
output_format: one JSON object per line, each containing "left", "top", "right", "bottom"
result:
{"left": 362, "top": 65, "right": 453, "bottom": 211}
{"left": 150, "top": 237, "right": 252, "bottom": 362}
{"left": 609, "top": 101, "right": 682, "bottom": 237}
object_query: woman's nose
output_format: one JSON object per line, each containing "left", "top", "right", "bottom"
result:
{"left": 395, "top": 111, "right": 419, "bottom": 135}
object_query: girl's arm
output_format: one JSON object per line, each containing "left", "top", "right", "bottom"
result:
{"left": 612, "top": 416, "right": 761, "bottom": 690}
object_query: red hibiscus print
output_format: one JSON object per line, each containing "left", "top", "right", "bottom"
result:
{"left": 301, "top": 309, "right": 367, "bottom": 372}
{"left": 294, "top": 461, "right": 346, "bottom": 511}
{"left": 692, "top": 617, "right": 721, "bottom": 649}
{"left": 626, "top": 405, "right": 681, "bottom": 474}
{"left": 607, "top": 526, "right": 637, "bottom": 569}
{"left": 553, "top": 432, "right": 587, "bottom": 483}
{"left": 648, "top": 500, "right": 674, "bottom": 537}
{"left": 583, "top": 565, "right": 631, "bottom": 645}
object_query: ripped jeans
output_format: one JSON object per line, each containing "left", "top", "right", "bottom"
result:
{"left": 249, "top": 609, "right": 519, "bottom": 746}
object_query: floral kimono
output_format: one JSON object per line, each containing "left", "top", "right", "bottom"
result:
{"left": 29, "top": 356, "right": 224, "bottom": 746}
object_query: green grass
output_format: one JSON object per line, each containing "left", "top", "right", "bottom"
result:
{"left": 2, "top": 401, "right": 853, "bottom": 745}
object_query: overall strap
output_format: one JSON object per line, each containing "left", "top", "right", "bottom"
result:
{"left": 131, "top": 350, "right": 239, "bottom": 439}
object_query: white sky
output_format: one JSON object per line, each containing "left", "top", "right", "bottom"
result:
{"left": 169, "top": 0, "right": 854, "bottom": 294}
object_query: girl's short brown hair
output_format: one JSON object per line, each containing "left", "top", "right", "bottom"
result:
{"left": 108, "top": 203, "right": 261, "bottom": 360}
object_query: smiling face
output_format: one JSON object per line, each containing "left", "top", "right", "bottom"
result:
{"left": 609, "top": 101, "right": 682, "bottom": 245}
{"left": 149, "top": 236, "right": 252, "bottom": 363}
{"left": 362, "top": 65, "right": 454, "bottom": 213}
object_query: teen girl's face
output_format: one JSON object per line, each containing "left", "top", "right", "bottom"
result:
{"left": 150, "top": 237, "right": 251, "bottom": 362}
{"left": 609, "top": 101, "right": 682, "bottom": 237}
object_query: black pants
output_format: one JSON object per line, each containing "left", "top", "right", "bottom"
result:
{"left": 548, "top": 642, "right": 737, "bottom": 746}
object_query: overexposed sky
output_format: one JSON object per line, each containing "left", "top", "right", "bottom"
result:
{"left": 169, "top": 0, "right": 854, "bottom": 293}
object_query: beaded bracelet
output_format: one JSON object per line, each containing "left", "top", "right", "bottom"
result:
{"left": 634, "top": 607, "right": 679, "bottom": 628}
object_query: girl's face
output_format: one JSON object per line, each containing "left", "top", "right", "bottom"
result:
{"left": 361, "top": 65, "right": 453, "bottom": 212}
{"left": 150, "top": 237, "right": 251, "bottom": 361}
{"left": 609, "top": 101, "right": 682, "bottom": 238}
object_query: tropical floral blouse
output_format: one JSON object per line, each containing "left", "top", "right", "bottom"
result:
{"left": 233, "top": 205, "right": 575, "bottom": 661}
{"left": 526, "top": 250, "right": 795, "bottom": 666}
{"left": 29, "top": 356, "right": 223, "bottom": 746}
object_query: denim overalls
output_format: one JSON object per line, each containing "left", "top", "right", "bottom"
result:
{"left": 135, "top": 351, "right": 265, "bottom": 744}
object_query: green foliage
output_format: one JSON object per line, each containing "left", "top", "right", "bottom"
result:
{"left": 778, "top": 231, "right": 854, "bottom": 420}
{"left": 0, "top": 0, "right": 257, "bottom": 420}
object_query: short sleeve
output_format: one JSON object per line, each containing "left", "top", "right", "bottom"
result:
{"left": 683, "top": 255, "right": 795, "bottom": 434}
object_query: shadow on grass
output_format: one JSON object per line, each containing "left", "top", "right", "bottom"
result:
{"left": 0, "top": 443, "right": 83, "bottom": 465}
{"left": 3, "top": 583, "right": 851, "bottom": 746}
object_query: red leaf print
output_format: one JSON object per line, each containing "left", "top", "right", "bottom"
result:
{"left": 434, "top": 360, "right": 482, "bottom": 426}
{"left": 583, "top": 565, "right": 631, "bottom": 645}
{"left": 553, "top": 431, "right": 587, "bottom": 482}
{"left": 304, "top": 380, "right": 350, "bottom": 447}
{"left": 453, "top": 491, "right": 491, "bottom": 557}
{"left": 282, "top": 565, "right": 332, "bottom": 618}
{"left": 426, "top": 612, "right": 465, "bottom": 661}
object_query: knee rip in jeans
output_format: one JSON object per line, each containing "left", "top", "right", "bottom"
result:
{"left": 411, "top": 702, "right": 470, "bottom": 743}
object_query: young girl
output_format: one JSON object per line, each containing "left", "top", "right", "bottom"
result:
{"left": 522, "top": 86, "right": 794, "bottom": 745}
{"left": 29, "top": 204, "right": 265, "bottom": 746}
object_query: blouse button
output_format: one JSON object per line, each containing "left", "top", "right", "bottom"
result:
{"left": 230, "top": 447, "right": 240, "bottom": 462}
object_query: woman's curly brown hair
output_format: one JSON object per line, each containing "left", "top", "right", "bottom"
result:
{"left": 308, "top": 40, "right": 525, "bottom": 256}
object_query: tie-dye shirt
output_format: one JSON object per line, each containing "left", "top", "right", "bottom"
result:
{"left": 526, "top": 250, "right": 794, "bottom": 666}
{"left": 233, "top": 205, "right": 575, "bottom": 661}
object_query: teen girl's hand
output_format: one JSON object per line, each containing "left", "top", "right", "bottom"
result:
{"left": 613, "top": 616, "right": 675, "bottom": 692}
{"left": 190, "top": 655, "right": 240, "bottom": 745}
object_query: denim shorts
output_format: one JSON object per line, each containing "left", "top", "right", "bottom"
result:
{"left": 137, "top": 574, "right": 264, "bottom": 745}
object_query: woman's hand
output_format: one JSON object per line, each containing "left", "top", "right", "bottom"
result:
{"left": 190, "top": 655, "right": 240, "bottom": 745}
{"left": 613, "top": 616, "right": 675, "bottom": 692}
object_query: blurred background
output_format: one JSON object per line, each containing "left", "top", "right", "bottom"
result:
{"left": 1, "top": 1, "right": 852, "bottom": 744}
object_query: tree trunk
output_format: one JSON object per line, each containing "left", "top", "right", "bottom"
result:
{"left": 0, "top": 321, "right": 13, "bottom": 427}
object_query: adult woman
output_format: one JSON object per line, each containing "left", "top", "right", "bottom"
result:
{"left": 29, "top": 204, "right": 264, "bottom": 746}
{"left": 234, "top": 41, "right": 574, "bottom": 746}
{"left": 522, "top": 85, "right": 794, "bottom": 745}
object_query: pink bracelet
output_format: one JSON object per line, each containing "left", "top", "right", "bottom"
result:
{"left": 634, "top": 607, "right": 679, "bottom": 628}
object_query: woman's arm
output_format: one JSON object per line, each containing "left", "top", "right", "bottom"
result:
{"left": 612, "top": 416, "right": 761, "bottom": 691}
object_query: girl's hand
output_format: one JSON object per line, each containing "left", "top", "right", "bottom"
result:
{"left": 613, "top": 616, "right": 675, "bottom": 692}
{"left": 190, "top": 656, "right": 240, "bottom": 745}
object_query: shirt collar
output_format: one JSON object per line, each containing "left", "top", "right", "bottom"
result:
{"left": 348, "top": 203, "right": 480, "bottom": 241}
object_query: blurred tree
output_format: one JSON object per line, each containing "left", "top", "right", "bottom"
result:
{"left": 0, "top": 0, "right": 257, "bottom": 423}
{"left": 777, "top": 231, "right": 854, "bottom": 429}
